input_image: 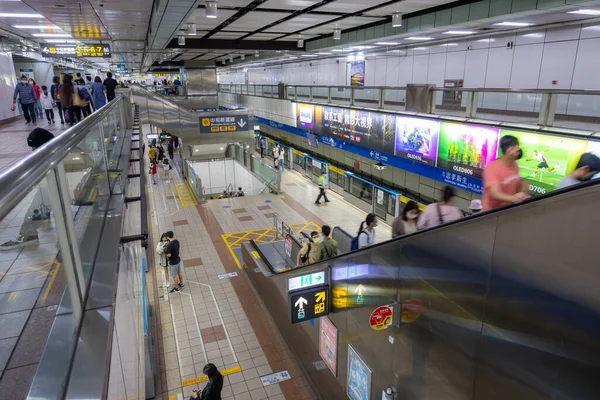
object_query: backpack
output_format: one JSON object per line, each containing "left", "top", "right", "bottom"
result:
{"left": 300, "top": 243, "right": 311, "bottom": 264}
{"left": 78, "top": 85, "right": 91, "bottom": 102}
{"left": 350, "top": 231, "right": 366, "bottom": 251}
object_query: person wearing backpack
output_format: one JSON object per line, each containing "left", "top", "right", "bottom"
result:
{"left": 295, "top": 231, "right": 320, "bottom": 268}
{"left": 77, "top": 84, "right": 92, "bottom": 118}
{"left": 356, "top": 213, "right": 377, "bottom": 249}
{"left": 314, "top": 225, "right": 338, "bottom": 262}
{"left": 60, "top": 74, "right": 80, "bottom": 126}
{"left": 51, "top": 76, "right": 65, "bottom": 124}
{"left": 417, "top": 186, "right": 463, "bottom": 230}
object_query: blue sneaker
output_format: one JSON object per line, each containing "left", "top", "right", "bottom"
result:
{"left": 169, "top": 287, "right": 180, "bottom": 293}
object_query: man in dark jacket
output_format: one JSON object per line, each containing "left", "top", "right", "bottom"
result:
{"left": 13, "top": 75, "right": 37, "bottom": 124}
{"left": 1, "top": 128, "right": 55, "bottom": 250}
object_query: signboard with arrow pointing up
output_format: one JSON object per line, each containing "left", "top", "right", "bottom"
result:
{"left": 289, "top": 285, "right": 329, "bottom": 324}
{"left": 200, "top": 115, "right": 249, "bottom": 133}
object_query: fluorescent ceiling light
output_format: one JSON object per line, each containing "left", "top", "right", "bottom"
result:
{"left": 331, "top": 49, "right": 345, "bottom": 52}
{"left": 375, "top": 42, "right": 399, "bottom": 45}
{"left": 568, "top": 9, "right": 600, "bottom": 15}
{"left": 0, "top": 13, "right": 43, "bottom": 18}
{"left": 476, "top": 38, "right": 495, "bottom": 42}
{"left": 351, "top": 45, "right": 375, "bottom": 50}
{"left": 494, "top": 22, "right": 532, "bottom": 27}
{"left": 300, "top": 54, "right": 316, "bottom": 57}
{"left": 413, "top": 47, "right": 428, "bottom": 50}
{"left": 444, "top": 30, "right": 474, "bottom": 35}
{"left": 392, "top": 12, "right": 402, "bottom": 27}
{"left": 316, "top": 52, "right": 332, "bottom": 55}
{"left": 523, "top": 33, "right": 544, "bottom": 38}
{"left": 13, "top": 25, "right": 61, "bottom": 29}
{"left": 440, "top": 43, "right": 458, "bottom": 46}
{"left": 205, "top": 1, "right": 218, "bottom": 18}
{"left": 406, "top": 37, "right": 432, "bottom": 40}
{"left": 333, "top": 28, "right": 341, "bottom": 40}
{"left": 32, "top": 33, "right": 71, "bottom": 37}
{"left": 44, "top": 39, "right": 77, "bottom": 43}
{"left": 387, "top": 50, "right": 404, "bottom": 53}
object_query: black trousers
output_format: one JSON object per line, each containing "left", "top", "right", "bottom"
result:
{"left": 44, "top": 109, "right": 55, "bottom": 121}
{"left": 55, "top": 101, "right": 65, "bottom": 123}
{"left": 316, "top": 188, "right": 329, "bottom": 203}
{"left": 21, "top": 102, "right": 36, "bottom": 123}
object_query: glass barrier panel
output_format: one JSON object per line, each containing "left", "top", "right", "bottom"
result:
{"left": 331, "top": 87, "right": 351, "bottom": 106}
{"left": 312, "top": 87, "right": 329, "bottom": 101}
{"left": 274, "top": 85, "right": 279, "bottom": 97}
{"left": 383, "top": 89, "right": 406, "bottom": 111}
{"left": 296, "top": 86, "right": 310, "bottom": 100}
{"left": 256, "top": 85, "right": 263, "bottom": 96}
{"left": 349, "top": 177, "right": 373, "bottom": 205}
{"left": 388, "top": 195, "right": 396, "bottom": 216}
{"left": 373, "top": 189, "right": 388, "bottom": 220}
{"left": 251, "top": 156, "right": 280, "bottom": 192}
{"left": 354, "top": 88, "right": 380, "bottom": 108}
{"left": 264, "top": 86, "right": 273, "bottom": 97}
{"left": 287, "top": 86, "right": 295, "bottom": 99}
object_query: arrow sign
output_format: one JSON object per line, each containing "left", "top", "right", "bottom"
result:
{"left": 315, "top": 291, "right": 325, "bottom": 303}
{"left": 295, "top": 297, "right": 307, "bottom": 310}
{"left": 355, "top": 284, "right": 366, "bottom": 295}
{"left": 237, "top": 118, "right": 247, "bottom": 128}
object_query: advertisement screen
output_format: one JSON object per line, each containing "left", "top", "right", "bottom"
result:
{"left": 395, "top": 116, "right": 440, "bottom": 166}
{"left": 350, "top": 61, "right": 365, "bottom": 86}
{"left": 306, "top": 133, "right": 318, "bottom": 148}
{"left": 437, "top": 122, "right": 499, "bottom": 179}
{"left": 586, "top": 141, "right": 600, "bottom": 180}
{"left": 296, "top": 103, "right": 315, "bottom": 129}
{"left": 499, "top": 130, "right": 588, "bottom": 194}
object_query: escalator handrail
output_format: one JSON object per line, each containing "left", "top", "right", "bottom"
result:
{"left": 249, "top": 239, "right": 279, "bottom": 275}
{"left": 269, "top": 178, "right": 600, "bottom": 276}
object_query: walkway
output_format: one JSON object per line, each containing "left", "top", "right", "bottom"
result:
{"left": 146, "top": 126, "right": 391, "bottom": 400}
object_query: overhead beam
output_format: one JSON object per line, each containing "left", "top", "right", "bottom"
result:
{"left": 166, "top": 38, "right": 299, "bottom": 51}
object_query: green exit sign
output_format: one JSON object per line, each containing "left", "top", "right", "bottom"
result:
{"left": 288, "top": 271, "right": 326, "bottom": 292}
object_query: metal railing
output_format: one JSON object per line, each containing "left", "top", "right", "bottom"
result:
{"left": 219, "top": 83, "right": 600, "bottom": 130}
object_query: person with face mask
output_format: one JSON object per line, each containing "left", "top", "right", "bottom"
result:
{"left": 418, "top": 186, "right": 464, "bottom": 230}
{"left": 12, "top": 75, "right": 37, "bottom": 124}
{"left": 392, "top": 200, "right": 420, "bottom": 238}
{"left": 482, "top": 135, "right": 529, "bottom": 211}
{"left": 295, "top": 231, "right": 321, "bottom": 268}
{"left": 557, "top": 152, "right": 600, "bottom": 189}
{"left": 358, "top": 213, "right": 378, "bottom": 249}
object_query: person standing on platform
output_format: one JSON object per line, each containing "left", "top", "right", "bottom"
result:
{"left": 278, "top": 146, "right": 285, "bottom": 171}
{"left": 482, "top": 135, "right": 529, "bottom": 211}
{"left": 91, "top": 76, "right": 106, "bottom": 109}
{"left": 164, "top": 231, "right": 184, "bottom": 293}
{"left": 29, "top": 78, "right": 43, "bottom": 120}
{"left": 162, "top": 157, "right": 171, "bottom": 182}
{"left": 13, "top": 75, "right": 37, "bottom": 124}
{"left": 148, "top": 145, "right": 155, "bottom": 164}
{"left": 149, "top": 161, "right": 157, "bottom": 185}
{"left": 418, "top": 186, "right": 463, "bottom": 230}
{"left": 189, "top": 364, "right": 223, "bottom": 400}
{"left": 40, "top": 86, "right": 55, "bottom": 124}
{"left": 103, "top": 72, "right": 118, "bottom": 102}
{"left": 315, "top": 172, "right": 330, "bottom": 204}
{"left": 259, "top": 136, "right": 266, "bottom": 158}
{"left": 51, "top": 76, "right": 64, "bottom": 124}
{"left": 167, "top": 141, "right": 174, "bottom": 159}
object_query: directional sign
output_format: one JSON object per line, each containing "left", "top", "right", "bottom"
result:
{"left": 289, "top": 285, "right": 329, "bottom": 324}
{"left": 288, "top": 271, "right": 326, "bottom": 292}
{"left": 200, "top": 115, "right": 249, "bottom": 133}
{"left": 43, "top": 44, "right": 111, "bottom": 58}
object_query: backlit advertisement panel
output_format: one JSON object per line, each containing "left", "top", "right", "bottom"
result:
{"left": 319, "top": 317, "right": 338, "bottom": 376}
{"left": 437, "top": 122, "right": 499, "bottom": 179}
{"left": 296, "top": 103, "right": 314, "bottom": 129}
{"left": 499, "top": 130, "right": 588, "bottom": 194}
{"left": 395, "top": 116, "right": 440, "bottom": 166}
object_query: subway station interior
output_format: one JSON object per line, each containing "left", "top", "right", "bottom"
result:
{"left": 0, "top": 0, "right": 600, "bottom": 399}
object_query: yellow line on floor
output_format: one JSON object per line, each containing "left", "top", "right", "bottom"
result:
{"left": 40, "top": 261, "right": 61, "bottom": 304}
{"left": 172, "top": 179, "right": 197, "bottom": 207}
{"left": 182, "top": 365, "right": 241, "bottom": 387}
{"left": 222, "top": 233, "right": 242, "bottom": 269}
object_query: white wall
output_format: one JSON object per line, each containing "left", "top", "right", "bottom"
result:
{"left": 14, "top": 61, "right": 54, "bottom": 88}
{"left": 192, "top": 159, "right": 266, "bottom": 196}
{"left": 219, "top": 22, "right": 600, "bottom": 100}
{"left": 0, "top": 52, "right": 18, "bottom": 121}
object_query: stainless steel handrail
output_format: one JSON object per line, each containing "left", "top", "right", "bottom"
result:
{"left": 0, "top": 96, "right": 125, "bottom": 220}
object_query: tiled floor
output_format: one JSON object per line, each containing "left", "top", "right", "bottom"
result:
{"left": 147, "top": 126, "right": 392, "bottom": 399}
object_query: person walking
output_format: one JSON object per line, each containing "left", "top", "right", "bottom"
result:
{"left": 418, "top": 186, "right": 464, "bottom": 230}
{"left": 164, "top": 231, "right": 184, "bottom": 293}
{"left": 482, "top": 135, "right": 529, "bottom": 211}
{"left": 392, "top": 200, "right": 419, "bottom": 238}
{"left": 149, "top": 161, "right": 158, "bottom": 184}
{"left": 60, "top": 74, "right": 80, "bottom": 126}
{"left": 357, "top": 213, "right": 378, "bottom": 249}
{"left": 189, "top": 364, "right": 223, "bottom": 400}
{"left": 40, "top": 86, "right": 55, "bottom": 124}
{"left": 1, "top": 128, "right": 54, "bottom": 250}
{"left": 74, "top": 72, "right": 85, "bottom": 85}
{"left": 314, "top": 225, "right": 338, "bottom": 262}
{"left": 50, "top": 76, "right": 64, "bottom": 124}
{"left": 167, "top": 141, "right": 174, "bottom": 159}
{"left": 315, "top": 172, "right": 330, "bottom": 204}
{"left": 12, "top": 75, "right": 37, "bottom": 124}
{"left": 259, "top": 136, "right": 266, "bottom": 158}
{"left": 103, "top": 71, "right": 118, "bottom": 102}
{"left": 29, "top": 78, "right": 43, "bottom": 120}
{"left": 469, "top": 199, "right": 483, "bottom": 214}
{"left": 91, "top": 76, "right": 106, "bottom": 109}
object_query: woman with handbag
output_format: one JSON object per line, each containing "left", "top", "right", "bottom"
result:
{"left": 59, "top": 75, "right": 81, "bottom": 126}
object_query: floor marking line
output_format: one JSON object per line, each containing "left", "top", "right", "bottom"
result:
{"left": 169, "top": 303, "right": 185, "bottom": 377}
{"left": 40, "top": 261, "right": 61, "bottom": 304}
{"left": 179, "top": 291, "right": 207, "bottom": 363}
{"left": 221, "top": 234, "right": 242, "bottom": 270}
{"left": 181, "top": 365, "right": 242, "bottom": 387}
{"left": 188, "top": 280, "right": 238, "bottom": 363}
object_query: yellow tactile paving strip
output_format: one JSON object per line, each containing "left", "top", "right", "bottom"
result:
{"left": 172, "top": 178, "right": 198, "bottom": 206}
{"left": 222, "top": 221, "right": 320, "bottom": 268}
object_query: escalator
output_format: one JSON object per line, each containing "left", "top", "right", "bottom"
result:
{"left": 241, "top": 180, "right": 600, "bottom": 400}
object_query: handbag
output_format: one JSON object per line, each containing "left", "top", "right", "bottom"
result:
{"left": 73, "top": 87, "right": 87, "bottom": 107}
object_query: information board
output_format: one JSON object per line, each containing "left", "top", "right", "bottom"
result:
{"left": 288, "top": 271, "right": 326, "bottom": 292}
{"left": 347, "top": 345, "right": 372, "bottom": 400}
{"left": 319, "top": 317, "right": 338, "bottom": 376}
{"left": 200, "top": 115, "right": 249, "bottom": 133}
{"left": 42, "top": 44, "right": 111, "bottom": 58}
{"left": 289, "top": 285, "right": 329, "bottom": 324}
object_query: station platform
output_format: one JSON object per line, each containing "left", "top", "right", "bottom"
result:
{"left": 144, "top": 126, "right": 390, "bottom": 399}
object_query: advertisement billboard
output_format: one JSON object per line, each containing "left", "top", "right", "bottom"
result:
{"left": 395, "top": 116, "right": 440, "bottom": 166}
{"left": 350, "top": 61, "right": 365, "bottom": 86}
{"left": 319, "top": 317, "right": 338, "bottom": 376}
{"left": 347, "top": 345, "right": 372, "bottom": 400}
{"left": 437, "top": 122, "right": 499, "bottom": 179}
{"left": 499, "top": 130, "right": 588, "bottom": 194}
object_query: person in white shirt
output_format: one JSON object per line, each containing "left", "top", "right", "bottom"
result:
{"left": 357, "top": 213, "right": 377, "bottom": 249}
{"left": 278, "top": 146, "right": 285, "bottom": 171}
{"left": 417, "top": 186, "right": 464, "bottom": 230}
{"left": 40, "top": 85, "right": 55, "bottom": 124}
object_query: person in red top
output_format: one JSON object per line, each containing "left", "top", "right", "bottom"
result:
{"left": 149, "top": 161, "right": 157, "bottom": 185}
{"left": 482, "top": 135, "right": 529, "bottom": 211}
{"left": 29, "top": 78, "right": 43, "bottom": 120}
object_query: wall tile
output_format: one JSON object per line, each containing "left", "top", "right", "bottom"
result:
{"left": 538, "top": 41, "right": 578, "bottom": 89}
{"left": 571, "top": 38, "right": 600, "bottom": 89}
{"left": 545, "top": 26, "right": 581, "bottom": 42}
{"left": 445, "top": 51, "right": 466, "bottom": 80}
{"left": 412, "top": 54, "right": 429, "bottom": 83}
{"left": 463, "top": 49, "right": 488, "bottom": 87}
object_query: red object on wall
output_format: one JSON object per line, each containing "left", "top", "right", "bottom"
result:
{"left": 353, "top": 160, "right": 360, "bottom": 170}
{"left": 552, "top": 80, "right": 558, "bottom": 85}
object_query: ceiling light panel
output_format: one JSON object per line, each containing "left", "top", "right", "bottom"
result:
{"left": 210, "top": 31, "right": 249, "bottom": 39}
{"left": 226, "top": 11, "right": 289, "bottom": 31}
{"left": 257, "top": 0, "right": 320, "bottom": 11}
{"left": 13, "top": 25, "right": 62, "bottom": 29}
{"left": 364, "top": 0, "right": 456, "bottom": 17}
{"left": 568, "top": 9, "right": 600, "bottom": 15}
{"left": 300, "top": 16, "right": 384, "bottom": 35}
{"left": 244, "top": 32, "right": 284, "bottom": 40}
{"left": 444, "top": 30, "right": 474, "bottom": 35}
{"left": 263, "top": 14, "right": 339, "bottom": 33}
{"left": 494, "top": 22, "right": 533, "bottom": 27}
{"left": 314, "top": 0, "right": 389, "bottom": 13}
